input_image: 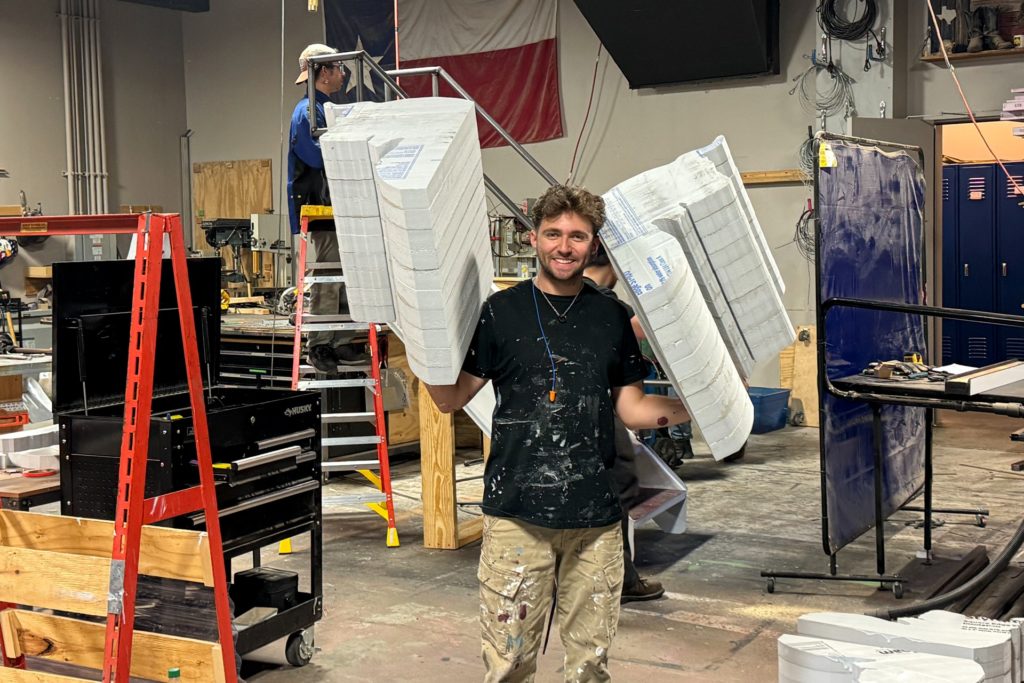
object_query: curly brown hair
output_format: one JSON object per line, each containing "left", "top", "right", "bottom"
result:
{"left": 530, "top": 184, "right": 605, "bottom": 235}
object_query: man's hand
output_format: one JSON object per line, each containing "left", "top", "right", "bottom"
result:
{"left": 422, "top": 371, "right": 488, "bottom": 414}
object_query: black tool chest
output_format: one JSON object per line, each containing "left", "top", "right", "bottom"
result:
{"left": 53, "top": 257, "right": 323, "bottom": 662}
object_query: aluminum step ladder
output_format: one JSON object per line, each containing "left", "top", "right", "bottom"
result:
{"left": 290, "top": 205, "right": 399, "bottom": 547}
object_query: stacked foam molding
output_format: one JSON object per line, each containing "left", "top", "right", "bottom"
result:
{"left": 898, "top": 611, "right": 1024, "bottom": 683}
{"left": 778, "top": 634, "right": 986, "bottom": 682}
{"left": 322, "top": 101, "right": 396, "bottom": 323}
{"left": 601, "top": 138, "right": 794, "bottom": 459}
{"left": 321, "top": 98, "right": 493, "bottom": 385}
{"left": 796, "top": 612, "right": 1014, "bottom": 683}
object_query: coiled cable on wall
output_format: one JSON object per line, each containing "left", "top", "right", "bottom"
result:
{"left": 817, "top": 0, "right": 879, "bottom": 42}
{"left": 791, "top": 62, "right": 855, "bottom": 120}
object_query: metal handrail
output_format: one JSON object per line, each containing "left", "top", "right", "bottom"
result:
{"left": 303, "top": 51, "right": 554, "bottom": 231}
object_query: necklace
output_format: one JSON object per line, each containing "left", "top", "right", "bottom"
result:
{"left": 536, "top": 281, "right": 583, "bottom": 323}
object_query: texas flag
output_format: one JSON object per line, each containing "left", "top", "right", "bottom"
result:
{"left": 325, "top": 0, "right": 563, "bottom": 148}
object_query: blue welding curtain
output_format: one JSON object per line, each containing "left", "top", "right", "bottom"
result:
{"left": 818, "top": 141, "right": 927, "bottom": 554}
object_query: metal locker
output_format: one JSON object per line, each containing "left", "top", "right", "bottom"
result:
{"left": 997, "top": 162, "right": 1024, "bottom": 361}
{"left": 941, "top": 165, "right": 958, "bottom": 363}
{"left": 956, "top": 164, "right": 997, "bottom": 366}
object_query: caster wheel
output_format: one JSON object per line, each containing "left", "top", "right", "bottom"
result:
{"left": 976, "top": 515, "right": 987, "bottom": 528}
{"left": 790, "top": 411, "right": 806, "bottom": 426}
{"left": 892, "top": 582, "right": 904, "bottom": 599}
{"left": 285, "top": 631, "right": 314, "bottom": 667}
{"left": 766, "top": 578, "right": 775, "bottom": 594}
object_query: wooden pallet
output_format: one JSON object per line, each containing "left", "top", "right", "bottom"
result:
{"left": 0, "top": 510, "right": 226, "bottom": 682}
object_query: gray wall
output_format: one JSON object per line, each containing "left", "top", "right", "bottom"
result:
{"left": 0, "top": 0, "right": 187, "bottom": 297}
{"left": 181, "top": 0, "right": 323, "bottom": 217}
{"left": 2, "top": 1, "right": 1022, "bottom": 377}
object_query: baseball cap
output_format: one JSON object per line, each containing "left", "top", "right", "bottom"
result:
{"left": 296, "top": 43, "right": 338, "bottom": 85}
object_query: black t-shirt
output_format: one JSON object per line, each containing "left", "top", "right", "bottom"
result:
{"left": 462, "top": 279, "right": 647, "bottom": 529}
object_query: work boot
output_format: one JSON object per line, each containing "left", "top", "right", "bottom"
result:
{"left": 981, "top": 7, "right": 1013, "bottom": 49}
{"left": 723, "top": 442, "right": 747, "bottom": 463}
{"left": 621, "top": 577, "right": 665, "bottom": 604}
{"left": 307, "top": 344, "right": 337, "bottom": 373}
{"left": 967, "top": 8, "right": 985, "bottom": 52}
{"left": 334, "top": 343, "right": 371, "bottom": 365}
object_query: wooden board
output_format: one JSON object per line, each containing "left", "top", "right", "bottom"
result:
{"left": 0, "top": 546, "right": 110, "bottom": 616}
{"left": 740, "top": 169, "right": 805, "bottom": 185}
{"left": 191, "top": 159, "right": 273, "bottom": 256}
{"left": 1, "top": 610, "right": 224, "bottom": 682}
{"left": 386, "top": 335, "right": 420, "bottom": 445}
{"left": 0, "top": 510, "right": 213, "bottom": 585}
{"left": 779, "top": 325, "right": 819, "bottom": 428}
{"left": 0, "top": 669, "right": 88, "bottom": 682}
{"left": 24, "top": 267, "right": 51, "bottom": 279}
{"left": 419, "top": 382, "right": 457, "bottom": 549}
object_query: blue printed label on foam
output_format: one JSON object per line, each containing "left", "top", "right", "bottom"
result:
{"left": 646, "top": 255, "right": 672, "bottom": 284}
{"left": 622, "top": 269, "right": 653, "bottom": 295}
{"left": 335, "top": 105, "right": 355, "bottom": 118}
{"left": 601, "top": 188, "right": 648, "bottom": 249}
{"left": 377, "top": 144, "right": 423, "bottom": 180}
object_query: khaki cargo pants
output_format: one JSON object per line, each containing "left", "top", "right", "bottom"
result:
{"left": 478, "top": 515, "right": 624, "bottom": 683}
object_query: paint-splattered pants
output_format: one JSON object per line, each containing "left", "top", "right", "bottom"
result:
{"left": 478, "top": 515, "right": 623, "bottom": 682}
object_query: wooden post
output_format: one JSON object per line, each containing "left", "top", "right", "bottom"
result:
{"left": 419, "top": 383, "right": 457, "bottom": 549}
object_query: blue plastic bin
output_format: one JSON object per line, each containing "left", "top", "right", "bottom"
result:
{"left": 748, "top": 387, "right": 790, "bottom": 434}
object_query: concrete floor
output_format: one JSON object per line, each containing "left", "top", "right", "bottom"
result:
{"left": 244, "top": 410, "right": 1024, "bottom": 682}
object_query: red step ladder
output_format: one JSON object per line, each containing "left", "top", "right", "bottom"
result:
{"left": 0, "top": 212, "right": 238, "bottom": 682}
{"left": 290, "top": 206, "right": 398, "bottom": 547}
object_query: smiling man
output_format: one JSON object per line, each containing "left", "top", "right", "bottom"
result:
{"left": 423, "top": 184, "right": 690, "bottom": 682}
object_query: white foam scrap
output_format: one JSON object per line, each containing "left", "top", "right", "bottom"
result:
{"left": 797, "top": 612, "right": 1013, "bottom": 682}
{"left": 778, "top": 634, "right": 985, "bottom": 683}
{"left": 901, "top": 611, "right": 1023, "bottom": 683}
{"left": 321, "top": 98, "right": 493, "bottom": 385}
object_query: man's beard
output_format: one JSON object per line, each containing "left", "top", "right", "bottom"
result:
{"left": 538, "top": 252, "right": 590, "bottom": 282}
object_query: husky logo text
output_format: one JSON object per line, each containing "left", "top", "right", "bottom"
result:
{"left": 284, "top": 404, "right": 313, "bottom": 418}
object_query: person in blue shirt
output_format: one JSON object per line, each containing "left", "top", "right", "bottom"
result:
{"left": 288, "top": 43, "right": 366, "bottom": 371}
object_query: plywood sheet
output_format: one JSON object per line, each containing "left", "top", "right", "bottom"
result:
{"left": 191, "top": 159, "right": 273, "bottom": 255}
{"left": 387, "top": 335, "right": 420, "bottom": 445}
{"left": 779, "top": 325, "right": 818, "bottom": 428}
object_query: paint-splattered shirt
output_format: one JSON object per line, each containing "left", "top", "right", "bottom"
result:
{"left": 463, "top": 280, "right": 646, "bottom": 529}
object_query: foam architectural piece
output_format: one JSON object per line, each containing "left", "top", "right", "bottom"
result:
{"left": 796, "top": 612, "right": 1013, "bottom": 683}
{"left": 778, "top": 634, "right": 985, "bottom": 682}
{"left": 601, "top": 139, "right": 794, "bottom": 458}
{"left": 900, "top": 611, "right": 1023, "bottom": 683}
{"left": 321, "top": 98, "right": 493, "bottom": 385}
{"left": 602, "top": 142, "right": 794, "bottom": 378}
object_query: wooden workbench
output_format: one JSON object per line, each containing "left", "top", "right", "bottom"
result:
{"left": 0, "top": 470, "right": 60, "bottom": 510}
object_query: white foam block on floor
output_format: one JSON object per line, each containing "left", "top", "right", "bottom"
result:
{"left": 901, "top": 611, "right": 1023, "bottom": 683}
{"left": 779, "top": 634, "right": 986, "bottom": 683}
{"left": 797, "top": 612, "right": 1012, "bottom": 683}
{"left": 607, "top": 229, "right": 752, "bottom": 459}
{"left": 601, "top": 140, "right": 794, "bottom": 379}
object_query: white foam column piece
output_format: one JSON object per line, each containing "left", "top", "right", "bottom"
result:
{"left": 697, "top": 135, "right": 785, "bottom": 297}
{"left": 602, "top": 144, "right": 794, "bottom": 379}
{"left": 797, "top": 612, "right": 1013, "bottom": 683}
{"left": 778, "top": 634, "right": 985, "bottom": 683}
{"left": 605, "top": 227, "right": 751, "bottom": 459}
{"left": 322, "top": 101, "right": 396, "bottom": 322}
{"left": 322, "top": 98, "right": 493, "bottom": 385}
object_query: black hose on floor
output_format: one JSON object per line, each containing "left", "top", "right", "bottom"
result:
{"left": 869, "top": 515, "right": 1024, "bottom": 620}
